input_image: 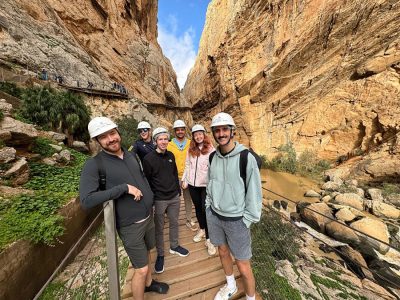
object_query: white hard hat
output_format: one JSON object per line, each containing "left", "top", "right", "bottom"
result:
{"left": 210, "top": 112, "right": 236, "bottom": 128}
{"left": 192, "top": 124, "right": 206, "bottom": 133}
{"left": 88, "top": 116, "right": 118, "bottom": 139}
{"left": 152, "top": 127, "right": 170, "bottom": 141}
{"left": 137, "top": 121, "right": 151, "bottom": 130}
{"left": 173, "top": 120, "right": 186, "bottom": 128}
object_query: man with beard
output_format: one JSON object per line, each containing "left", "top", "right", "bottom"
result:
{"left": 143, "top": 127, "right": 190, "bottom": 274}
{"left": 206, "top": 112, "right": 262, "bottom": 300}
{"left": 129, "top": 121, "right": 155, "bottom": 163}
{"left": 79, "top": 117, "right": 168, "bottom": 300}
{"left": 167, "top": 120, "right": 198, "bottom": 232}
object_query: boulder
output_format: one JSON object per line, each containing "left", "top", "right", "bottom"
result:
{"left": 38, "top": 130, "right": 66, "bottom": 142}
{"left": 331, "top": 193, "right": 364, "bottom": 211}
{"left": 335, "top": 245, "right": 374, "bottom": 280}
{"left": 344, "top": 179, "right": 358, "bottom": 187}
{"left": 321, "top": 181, "right": 341, "bottom": 192}
{"left": 321, "top": 195, "right": 331, "bottom": 202}
{"left": 350, "top": 217, "right": 390, "bottom": 254}
{"left": 324, "top": 168, "right": 350, "bottom": 183}
{"left": 335, "top": 207, "right": 357, "bottom": 222}
{"left": 368, "top": 259, "right": 400, "bottom": 289}
{"left": 355, "top": 188, "right": 365, "bottom": 198}
{"left": 0, "top": 185, "right": 34, "bottom": 197}
{"left": 386, "top": 194, "right": 400, "bottom": 208}
{"left": 372, "top": 201, "right": 400, "bottom": 219}
{"left": 72, "top": 141, "right": 89, "bottom": 153}
{"left": 42, "top": 158, "right": 56, "bottom": 166}
{"left": 326, "top": 220, "right": 360, "bottom": 245}
{"left": 0, "top": 99, "right": 13, "bottom": 116}
{"left": 304, "top": 190, "right": 320, "bottom": 198}
{"left": 59, "top": 149, "right": 71, "bottom": 162}
{"left": 0, "top": 117, "right": 38, "bottom": 146}
{"left": 4, "top": 158, "right": 29, "bottom": 186}
{"left": 49, "top": 144, "right": 63, "bottom": 152}
{"left": 367, "top": 188, "right": 384, "bottom": 201}
{"left": 362, "top": 279, "right": 397, "bottom": 300}
{"left": 300, "top": 202, "right": 334, "bottom": 233}
{"left": 0, "top": 147, "right": 16, "bottom": 163}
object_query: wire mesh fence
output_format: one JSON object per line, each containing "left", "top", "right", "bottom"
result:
{"left": 37, "top": 222, "right": 129, "bottom": 300}
{"left": 252, "top": 204, "right": 400, "bottom": 300}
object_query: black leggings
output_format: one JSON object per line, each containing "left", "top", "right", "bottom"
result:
{"left": 188, "top": 185, "right": 209, "bottom": 239}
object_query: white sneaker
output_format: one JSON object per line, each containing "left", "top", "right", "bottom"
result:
{"left": 205, "top": 239, "right": 217, "bottom": 256}
{"left": 186, "top": 220, "right": 198, "bottom": 231}
{"left": 193, "top": 229, "right": 205, "bottom": 242}
{"left": 214, "top": 284, "right": 238, "bottom": 300}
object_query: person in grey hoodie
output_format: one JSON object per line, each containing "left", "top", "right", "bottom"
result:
{"left": 206, "top": 112, "right": 262, "bottom": 300}
{"left": 79, "top": 117, "right": 169, "bottom": 300}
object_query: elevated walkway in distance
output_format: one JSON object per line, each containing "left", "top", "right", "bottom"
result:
{"left": 58, "top": 83, "right": 129, "bottom": 99}
{"left": 122, "top": 198, "right": 262, "bottom": 300}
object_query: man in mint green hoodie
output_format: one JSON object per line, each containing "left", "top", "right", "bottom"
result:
{"left": 206, "top": 112, "right": 262, "bottom": 300}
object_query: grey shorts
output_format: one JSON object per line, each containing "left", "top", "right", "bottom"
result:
{"left": 206, "top": 207, "right": 252, "bottom": 260}
{"left": 117, "top": 214, "right": 156, "bottom": 269}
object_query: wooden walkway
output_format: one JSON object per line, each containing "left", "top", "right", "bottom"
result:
{"left": 122, "top": 199, "right": 261, "bottom": 300}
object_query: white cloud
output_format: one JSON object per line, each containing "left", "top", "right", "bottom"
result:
{"left": 158, "top": 16, "right": 197, "bottom": 89}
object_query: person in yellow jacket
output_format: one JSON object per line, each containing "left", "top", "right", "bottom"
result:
{"left": 167, "top": 120, "right": 198, "bottom": 231}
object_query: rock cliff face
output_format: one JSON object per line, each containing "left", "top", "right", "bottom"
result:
{"left": 184, "top": 0, "right": 400, "bottom": 168}
{"left": 0, "top": 0, "right": 180, "bottom": 105}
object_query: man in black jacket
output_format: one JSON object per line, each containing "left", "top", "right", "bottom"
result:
{"left": 129, "top": 121, "right": 155, "bottom": 163}
{"left": 143, "top": 127, "right": 189, "bottom": 274}
{"left": 79, "top": 117, "right": 168, "bottom": 300}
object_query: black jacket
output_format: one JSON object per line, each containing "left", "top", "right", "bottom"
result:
{"left": 131, "top": 139, "right": 155, "bottom": 162}
{"left": 143, "top": 150, "right": 180, "bottom": 201}
{"left": 79, "top": 150, "right": 154, "bottom": 228}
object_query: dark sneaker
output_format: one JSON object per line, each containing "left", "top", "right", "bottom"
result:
{"left": 145, "top": 279, "right": 169, "bottom": 294}
{"left": 154, "top": 255, "right": 164, "bottom": 273}
{"left": 169, "top": 245, "right": 189, "bottom": 257}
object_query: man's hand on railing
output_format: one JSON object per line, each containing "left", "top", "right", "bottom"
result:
{"left": 127, "top": 184, "right": 143, "bottom": 201}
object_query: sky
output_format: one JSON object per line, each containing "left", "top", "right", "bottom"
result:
{"left": 157, "top": 0, "right": 211, "bottom": 89}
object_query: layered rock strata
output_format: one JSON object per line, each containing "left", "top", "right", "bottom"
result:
{"left": 0, "top": 0, "right": 182, "bottom": 106}
{"left": 184, "top": 0, "right": 400, "bottom": 167}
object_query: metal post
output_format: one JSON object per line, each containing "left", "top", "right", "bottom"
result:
{"left": 103, "top": 200, "right": 120, "bottom": 300}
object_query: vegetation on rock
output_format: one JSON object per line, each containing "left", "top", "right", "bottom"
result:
{"left": 116, "top": 115, "right": 140, "bottom": 149}
{"left": 264, "top": 143, "right": 331, "bottom": 179}
{"left": 0, "top": 149, "right": 88, "bottom": 250}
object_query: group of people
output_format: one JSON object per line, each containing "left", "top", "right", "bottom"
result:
{"left": 111, "top": 82, "right": 128, "bottom": 94}
{"left": 79, "top": 112, "right": 262, "bottom": 300}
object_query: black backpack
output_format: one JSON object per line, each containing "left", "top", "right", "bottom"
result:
{"left": 94, "top": 152, "right": 144, "bottom": 191}
{"left": 209, "top": 148, "right": 262, "bottom": 193}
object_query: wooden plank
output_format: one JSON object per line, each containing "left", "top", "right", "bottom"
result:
{"left": 143, "top": 266, "right": 241, "bottom": 300}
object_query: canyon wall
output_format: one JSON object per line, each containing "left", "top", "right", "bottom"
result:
{"left": 0, "top": 0, "right": 182, "bottom": 106}
{"left": 184, "top": 0, "right": 400, "bottom": 168}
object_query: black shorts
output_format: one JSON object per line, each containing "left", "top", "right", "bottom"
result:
{"left": 117, "top": 214, "right": 156, "bottom": 268}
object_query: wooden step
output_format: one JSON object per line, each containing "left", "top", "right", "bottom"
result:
{"left": 185, "top": 278, "right": 246, "bottom": 300}
{"left": 144, "top": 266, "right": 241, "bottom": 300}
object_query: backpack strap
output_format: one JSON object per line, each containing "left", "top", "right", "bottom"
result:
{"left": 240, "top": 149, "right": 249, "bottom": 194}
{"left": 94, "top": 153, "right": 106, "bottom": 191}
{"left": 209, "top": 151, "right": 216, "bottom": 166}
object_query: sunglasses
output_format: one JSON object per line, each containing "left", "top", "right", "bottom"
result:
{"left": 138, "top": 128, "right": 149, "bottom": 133}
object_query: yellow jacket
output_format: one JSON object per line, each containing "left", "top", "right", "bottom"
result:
{"left": 168, "top": 138, "right": 191, "bottom": 179}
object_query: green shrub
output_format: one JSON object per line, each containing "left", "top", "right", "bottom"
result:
{"left": 116, "top": 115, "right": 140, "bottom": 149}
{"left": 32, "top": 137, "right": 57, "bottom": 157}
{"left": 264, "top": 144, "right": 331, "bottom": 179}
{"left": 0, "top": 81, "right": 23, "bottom": 98}
{"left": 0, "top": 110, "right": 3, "bottom": 122}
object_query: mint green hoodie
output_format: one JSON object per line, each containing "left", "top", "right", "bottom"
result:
{"left": 205, "top": 142, "right": 262, "bottom": 228}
